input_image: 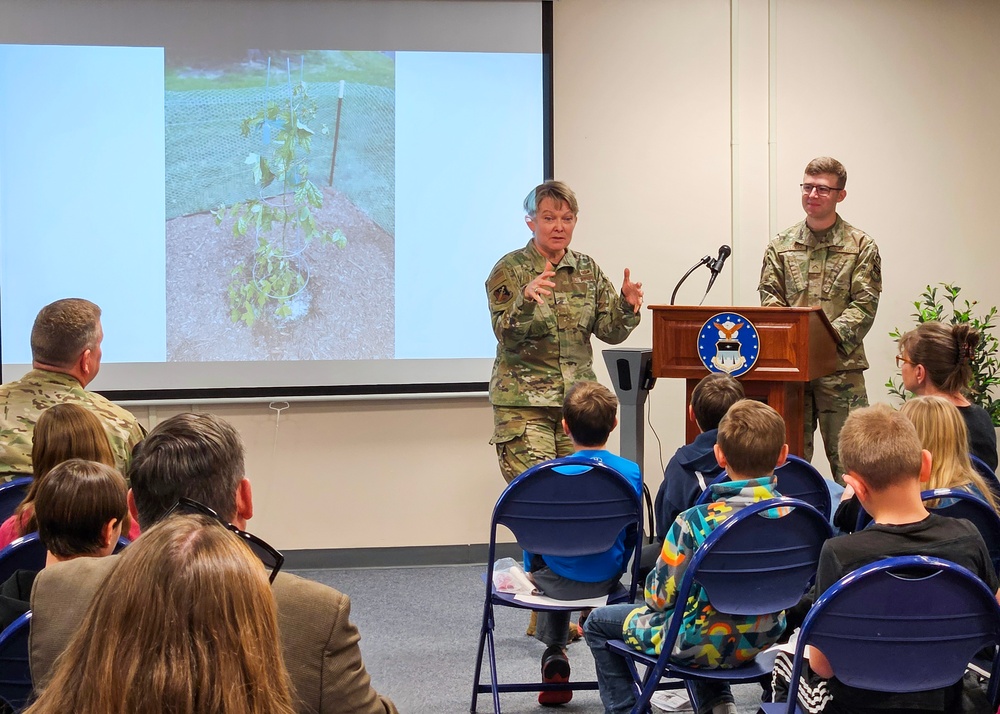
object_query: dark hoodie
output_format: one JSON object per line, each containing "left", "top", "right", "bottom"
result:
{"left": 652, "top": 429, "right": 724, "bottom": 541}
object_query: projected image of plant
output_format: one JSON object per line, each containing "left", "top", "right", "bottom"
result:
{"left": 163, "top": 49, "right": 395, "bottom": 362}
{"left": 214, "top": 62, "right": 346, "bottom": 325}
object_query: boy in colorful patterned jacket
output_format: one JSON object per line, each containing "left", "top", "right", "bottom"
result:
{"left": 583, "top": 399, "right": 789, "bottom": 714}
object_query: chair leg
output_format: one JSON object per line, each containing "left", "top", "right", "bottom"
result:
{"left": 470, "top": 602, "right": 494, "bottom": 713}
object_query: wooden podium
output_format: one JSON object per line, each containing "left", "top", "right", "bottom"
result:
{"left": 649, "top": 305, "right": 839, "bottom": 458}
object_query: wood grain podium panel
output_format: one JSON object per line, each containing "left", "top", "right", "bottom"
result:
{"left": 650, "top": 305, "right": 838, "bottom": 459}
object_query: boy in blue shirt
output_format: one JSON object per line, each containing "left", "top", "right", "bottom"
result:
{"left": 527, "top": 380, "right": 643, "bottom": 706}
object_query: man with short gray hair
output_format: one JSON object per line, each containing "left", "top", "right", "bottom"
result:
{"left": 0, "top": 298, "right": 143, "bottom": 480}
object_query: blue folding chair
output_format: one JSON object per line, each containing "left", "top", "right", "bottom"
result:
{"left": 922, "top": 488, "right": 1000, "bottom": 574}
{"left": 0, "top": 479, "right": 31, "bottom": 524}
{"left": 971, "top": 454, "right": 1000, "bottom": 499}
{"left": 760, "top": 556, "right": 1000, "bottom": 713}
{"left": 0, "top": 611, "right": 32, "bottom": 712}
{"left": 605, "top": 497, "right": 832, "bottom": 714}
{"left": 470, "top": 456, "right": 643, "bottom": 713}
{"left": 856, "top": 487, "right": 1000, "bottom": 571}
{"left": 0, "top": 534, "right": 46, "bottom": 586}
{"left": 696, "top": 456, "right": 831, "bottom": 520}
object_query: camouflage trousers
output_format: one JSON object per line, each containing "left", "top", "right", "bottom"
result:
{"left": 491, "top": 406, "right": 574, "bottom": 483}
{"left": 803, "top": 370, "right": 869, "bottom": 485}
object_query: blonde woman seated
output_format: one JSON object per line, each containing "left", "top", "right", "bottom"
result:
{"left": 0, "top": 459, "right": 127, "bottom": 630}
{"left": 900, "top": 395, "right": 1000, "bottom": 512}
{"left": 24, "top": 513, "right": 297, "bottom": 714}
{"left": 0, "top": 403, "right": 138, "bottom": 548}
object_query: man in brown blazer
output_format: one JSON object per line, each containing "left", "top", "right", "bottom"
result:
{"left": 30, "top": 412, "right": 398, "bottom": 714}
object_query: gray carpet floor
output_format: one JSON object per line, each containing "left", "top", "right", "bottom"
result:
{"left": 291, "top": 564, "right": 765, "bottom": 714}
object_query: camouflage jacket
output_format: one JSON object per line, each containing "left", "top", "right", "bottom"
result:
{"left": 486, "top": 240, "right": 640, "bottom": 407}
{"left": 623, "top": 477, "right": 786, "bottom": 665}
{"left": 0, "top": 369, "right": 145, "bottom": 481}
{"left": 758, "top": 216, "right": 881, "bottom": 371}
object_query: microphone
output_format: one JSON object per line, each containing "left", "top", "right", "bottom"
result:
{"left": 708, "top": 244, "right": 732, "bottom": 276}
{"left": 703, "top": 245, "right": 732, "bottom": 299}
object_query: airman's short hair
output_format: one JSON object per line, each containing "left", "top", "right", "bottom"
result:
{"left": 804, "top": 157, "right": 847, "bottom": 189}
{"left": 30, "top": 298, "right": 102, "bottom": 368}
{"left": 523, "top": 180, "right": 579, "bottom": 218}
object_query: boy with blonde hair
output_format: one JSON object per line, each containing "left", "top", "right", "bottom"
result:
{"left": 808, "top": 404, "right": 998, "bottom": 713}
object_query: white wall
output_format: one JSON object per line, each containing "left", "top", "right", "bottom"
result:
{"left": 126, "top": 0, "right": 1000, "bottom": 551}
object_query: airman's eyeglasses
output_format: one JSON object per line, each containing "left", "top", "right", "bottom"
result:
{"left": 800, "top": 184, "right": 842, "bottom": 197}
{"left": 164, "top": 497, "right": 284, "bottom": 583}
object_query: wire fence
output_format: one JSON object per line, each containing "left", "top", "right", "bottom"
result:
{"left": 165, "top": 81, "right": 394, "bottom": 234}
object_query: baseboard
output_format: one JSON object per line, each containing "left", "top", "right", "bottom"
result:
{"left": 283, "top": 542, "right": 523, "bottom": 570}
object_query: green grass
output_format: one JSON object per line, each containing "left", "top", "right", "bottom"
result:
{"left": 165, "top": 50, "right": 394, "bottom": 91}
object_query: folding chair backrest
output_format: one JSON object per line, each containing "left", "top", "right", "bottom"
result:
{"left": 773, "top": 455, "right": 832, "bottom": 520}
{"left": 801, "top": 556, "right": 1000, "bottom": 695}
{"left": 492, "top": 456, "right": 641, "bottom": 559}
{"left": 971, "top": 454, "right": 1000, "bottom": 499}
{"left": 687, "top": 498, "right": 831, "bottom": 616}
{"left": 694, "top": 459, "right": 830, "bottom": 520}
{"left": 922, "top": 488, "right": 1000, "bottom": 573}
{"left": 0, "top": 478, "right": 31, "bottom": 524}
{"left": 0, "top": 610, "right": 32, "bottom": 711}
{"left": 0, "top": 533, "right": 46, "bottom": 585}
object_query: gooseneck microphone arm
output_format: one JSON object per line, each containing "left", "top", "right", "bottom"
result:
{"left": 670, "top": 255, "right": 713, "bottom": 306}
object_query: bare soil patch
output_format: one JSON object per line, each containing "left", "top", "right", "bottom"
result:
{"left": 165, "top": 188, "right": 393, "bottom": 361}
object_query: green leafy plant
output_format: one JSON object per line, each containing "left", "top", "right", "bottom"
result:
{"left": 213, "top": 76, "right": 345, "bottom": 326}
{"left": 886, "top": 283, "right": 1000, "bottom": 425}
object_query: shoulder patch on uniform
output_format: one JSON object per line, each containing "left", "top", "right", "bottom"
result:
{"left": 493, "top": 284, "right": 512, "bottom": 304}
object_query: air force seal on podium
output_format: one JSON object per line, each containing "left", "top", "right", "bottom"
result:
{"left": 697, "top": 312, "right": 760, "bottom": 377}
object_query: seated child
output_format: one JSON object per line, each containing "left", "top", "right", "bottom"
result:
{"left": 807, "top": 404, "right": 999, "bottom": 714}
{"left": 0, "top": 459, "right": 127, "bottom": 630}
{"left": 646, "top": 373, "right": 744, "bottom": 563}
{"left": 0, "top": 403, "right": 137, "bottom": 548}
{"left": 584, "top": 399, "right": 789, "bottom": 714}
{"left": 527, "top": 380, "right": 643, "bottom": 706}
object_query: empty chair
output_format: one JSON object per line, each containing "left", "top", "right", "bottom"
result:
{"left": 603, "top": 497, "right": 831, "bottom": 714}
{"left": 470, "top": 456, "right": 643, "bottom": 713}
{"left": 760, "top": 555, "right": 1000, "bottom": 713}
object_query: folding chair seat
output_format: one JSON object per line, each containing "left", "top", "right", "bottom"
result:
{"left": 697, "top": 456, "right": 831, "bottom": 519}
{"left": 604, "top": 497, "right": 831, "bottom": 714}
{"left": 0, "top": 611, "right": 32, "bottom": 712}
{"left": 470, "top": 455, "right": 643, "bottom": 713}
{"left": 760, "top": 555, "right": 1000, "bottom": 713}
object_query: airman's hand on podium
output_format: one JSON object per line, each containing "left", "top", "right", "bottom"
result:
{"left": 524, "top": 262, "right": 556, "bottom": 305}
{"left": 622, "top": 268, "right": 643, "bottom": 313}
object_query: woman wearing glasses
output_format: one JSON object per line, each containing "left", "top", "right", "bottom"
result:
{"left": 24, "top": 513, "right": 297, "bottom": 714}
{"left": 896, "top": 321, "right": 997, "bottom": 472}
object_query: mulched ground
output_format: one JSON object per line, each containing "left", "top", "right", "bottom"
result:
{"left": 165, "top": 187, "right": 393, "bottom": 361}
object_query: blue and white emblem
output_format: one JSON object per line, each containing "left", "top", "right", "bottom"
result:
{"left": 697, "top": 312, "right": 760, "bottom": 377}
